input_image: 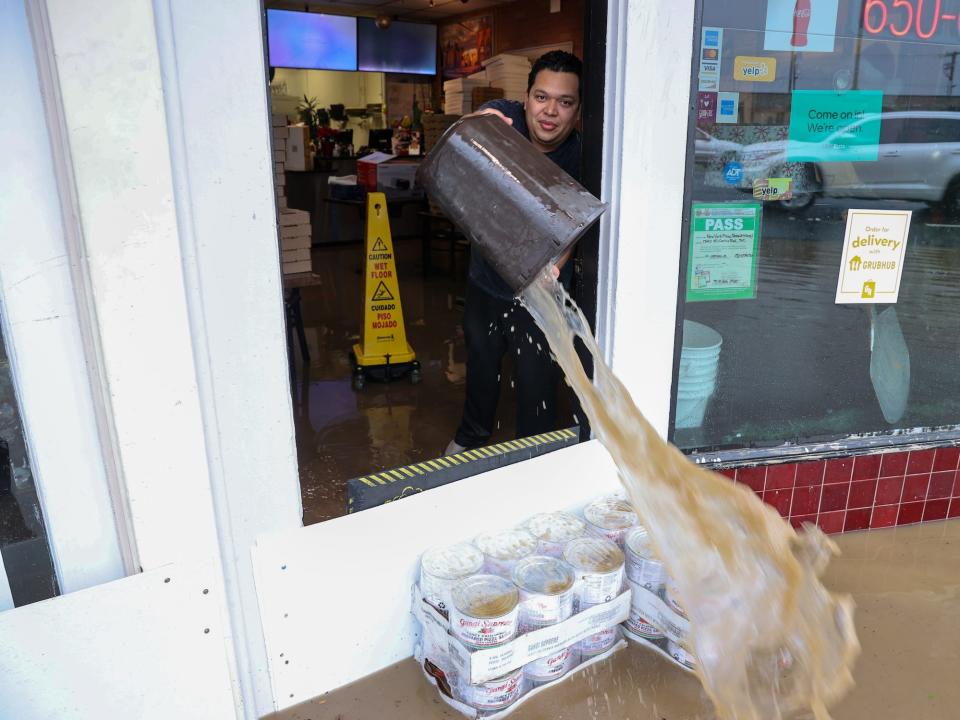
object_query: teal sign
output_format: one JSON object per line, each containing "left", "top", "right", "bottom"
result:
{"left": 787, "top": 90, "right": 884, "bottom": 162}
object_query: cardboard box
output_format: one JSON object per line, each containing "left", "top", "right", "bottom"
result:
{"left": 282, "top": 248, "right": 311, "bottom": 263}
{"left": 271, "top": 113, "right": 287, "bottom": 127}
{"left": 280, "top": 223, "right": 311, "bottom": 239}
{"left": 285, "top": 125, "right": 310, "bottom": 171}
{"left": 276, "top": 195, "right": 288, "bottom": 209}
{"left": 414, "top": 586, "right": 630, "bottom": 718}
{"left": 274, "top": 138, "right": 286, "bottom": 151}
{"left": 357, "top": 152, "right": 421, "bottom": 196}
{"left": 272, "top": 127, "right": 288, "bottom": 142}
{"left": 283, "top": 259, "right": 312, "bottom": 274}
{"left": 281, "top": 234, "right": 309, "bottom": 251}
{"left": 278, "top": 208, "right": 309, "bottom": 226}
{"left": 274, "top": 150, "right": 285, "bottom": 163}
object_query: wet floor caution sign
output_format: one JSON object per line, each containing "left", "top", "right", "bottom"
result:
{"left": 351, "top": 192, "right": 419, "bottom": 389}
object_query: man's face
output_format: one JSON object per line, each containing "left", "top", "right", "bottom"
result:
{"left": 524, "top": 69, "right": 581, "bottom": 153}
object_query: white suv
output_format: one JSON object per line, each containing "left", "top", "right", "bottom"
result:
{"left": 734, "top": 111, "right": 960, "bottom": 214}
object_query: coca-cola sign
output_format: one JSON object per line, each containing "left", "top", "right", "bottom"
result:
{"left": 763, "top": 0, "right": 839, "bottom": 53}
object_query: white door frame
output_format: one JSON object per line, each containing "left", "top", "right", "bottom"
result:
{"left": 3, "top": 0, "right": 302, "bottom": 716}
{"left": 0, "top": 0, "right": 125, "bottom": 597}
{"left": 598, "top": 0, "right": 697, "bottom": 436}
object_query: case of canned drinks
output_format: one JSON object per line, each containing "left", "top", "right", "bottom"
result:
{"left": 412, "top": 499, "right": 638, "bottom": 718}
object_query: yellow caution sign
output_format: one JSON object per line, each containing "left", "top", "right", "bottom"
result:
{"left": 353, "top": 192, "right": 416, "bottom": 367}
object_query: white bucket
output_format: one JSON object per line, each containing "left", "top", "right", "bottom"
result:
{"left": 680, "top": 320, "right": 722, "bottom": 357}
{"left": 675, "top": 321, "right": 722, "bottom": 429}
{"left": 676, "top": 376, "right": 716, "bottom": 396}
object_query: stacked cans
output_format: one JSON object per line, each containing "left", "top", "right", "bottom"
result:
{"left": 449, "top": 574, "right": 524, "bottom": 710}
{"left": 512, "top": 556, "right": 578, "bottom": 687}
{"left": 564, "top": 537, "right": 626, "bottom": 658}
{"left": 525, "top": 511, "right": 587, "bottom": 558}
{"left": 583, "top": 496, "right": 637, "bottom": 548}
{"left": 420, "top": 543, "right": 485, "bottom": 617}
{"left": 663, "top": 576, "right": 696, "bottom": 670}
{"left": 624, "top": 526, "right": 666, "bottom": 641}
{"left": 474, "top": 528, "right": 539, "bottom": 578}
{"left": 417, "top": 499, "right": 635, "bottom": 714}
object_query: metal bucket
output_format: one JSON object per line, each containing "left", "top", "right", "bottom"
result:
{"left": 416, "top": 114, "right": 607, "bottom": 295}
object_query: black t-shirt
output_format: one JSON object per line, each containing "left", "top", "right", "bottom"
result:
{"left": 468, "top": 99, "right": 582, "bottom": 299}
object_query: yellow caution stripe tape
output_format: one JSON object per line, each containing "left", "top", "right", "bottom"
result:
{"left": 351, "top": 429, "right": 578, "bottom": 488}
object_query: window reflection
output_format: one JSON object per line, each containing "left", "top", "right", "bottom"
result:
{"left": 675, "top": 1, "right": 960, "bottom": 451}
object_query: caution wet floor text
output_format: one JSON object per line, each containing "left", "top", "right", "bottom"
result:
{"left": 353, "top": 193, "right": 416, "bottom": 366}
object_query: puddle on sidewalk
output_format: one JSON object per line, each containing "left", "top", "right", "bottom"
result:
{"left": 265, "top": 519, "right": 960, "bottom": 720}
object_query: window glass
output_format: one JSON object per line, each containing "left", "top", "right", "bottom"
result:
{"left": 675, "top": 0, "right": 960, "bottom": 453}
{"left": 0, "top": 323, "right": 58, "bottom": 608}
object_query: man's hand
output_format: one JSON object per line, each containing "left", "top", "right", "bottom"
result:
{"left": 465, "top": 107, "right": 513, "bottom": 126}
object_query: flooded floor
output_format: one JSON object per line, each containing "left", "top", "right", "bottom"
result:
{"left": 266, "top": 519, "right": 960, "bottom": 720}
{"left": 293, "top": 240, "right": 499, "bottom": 525}
{"left": 292, "top": 239, "right": 580, "bottom": 524}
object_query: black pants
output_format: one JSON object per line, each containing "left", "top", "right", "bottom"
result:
{"left": 454, "top": 282, "right": 561, "bottom": 448}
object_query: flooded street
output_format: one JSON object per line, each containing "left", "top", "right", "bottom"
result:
{"left": 266, "top": 519, "right": 960, "bottom": 720}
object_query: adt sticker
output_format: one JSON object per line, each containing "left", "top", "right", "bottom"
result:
{"left": 723, "top": 162, "right": 744, "bottom": 185}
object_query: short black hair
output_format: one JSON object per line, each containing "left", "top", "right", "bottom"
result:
{"left": 527, "top": 50, "right": 583, "bottom": 101}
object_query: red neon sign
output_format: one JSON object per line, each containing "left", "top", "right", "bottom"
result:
{"left": 863, "top": 0, "right": 960, "bottom": 40}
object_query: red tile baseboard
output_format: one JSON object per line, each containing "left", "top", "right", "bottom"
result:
{"left": 722, "top": 445, "right": 960, "bottom": 535}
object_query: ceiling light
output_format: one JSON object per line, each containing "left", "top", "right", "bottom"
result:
{"left": 375, "top": 13, "right": 392, "bottom": 28}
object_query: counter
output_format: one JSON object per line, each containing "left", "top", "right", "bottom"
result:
{"left": 284, "top": 158, "right": 424, "bottom": 246}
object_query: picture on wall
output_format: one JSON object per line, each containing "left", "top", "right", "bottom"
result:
{"left": 440, "top": 15, "right": 493, "bottom": 79}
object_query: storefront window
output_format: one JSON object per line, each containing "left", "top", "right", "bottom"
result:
{"left": 0, "top": 323, "right": 58, "bottom": 609}
{"left": 674, "top": 0, "right": 960, "bottom": 453}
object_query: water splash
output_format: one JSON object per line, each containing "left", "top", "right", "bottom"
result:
{"left": 521, "top": 271, "right": 859, "bottom": 720}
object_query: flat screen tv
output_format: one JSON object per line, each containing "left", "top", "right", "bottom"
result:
{"left": 267, "top": 9, "right": 358, "bottom": 71}
{"left": 358, "top": 18, "right": 437, "bottom": 75}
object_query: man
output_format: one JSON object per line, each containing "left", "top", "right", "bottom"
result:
{"left": 446, "top": 50, "right": 583, "bottom": 455}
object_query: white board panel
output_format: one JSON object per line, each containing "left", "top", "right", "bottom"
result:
{"left": 0, "top": 559, "right": 236, "bottom": 719}
{"left": 252, "top": 440, "right": 621, "bottom": 711}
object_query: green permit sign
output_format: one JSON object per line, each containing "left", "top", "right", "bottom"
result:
{"left": 686, "top": 203, "right": 762, "bottom": 302}
{"left": 787, "top": 90, "right": 884, "bottom": 162}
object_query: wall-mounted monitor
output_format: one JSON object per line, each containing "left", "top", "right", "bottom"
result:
{"left": 267, "top": 9, "right": 358, "bottom": 71}
{"left": 358, "top": 18, "right": 437, "bottom": 75}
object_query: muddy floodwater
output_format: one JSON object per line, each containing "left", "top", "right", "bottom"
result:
{"left": 266, "top": 519, "right": 960, "bottom": 720}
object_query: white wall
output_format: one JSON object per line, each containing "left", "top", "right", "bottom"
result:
{"left": 271, "top": 69, "right": 385, "bottom": 146}
{"left": 599, "top": 0, "right": 696, "bottom": 436}
{"left": 272, "top": 69, "right": 384, "bottom": 111}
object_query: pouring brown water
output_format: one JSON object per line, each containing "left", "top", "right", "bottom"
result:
{"left": 520, "top": 272, "right": 859, "bottom": 720}
{"left": 418, "top": 113, "right": 860, "bottom": 719}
